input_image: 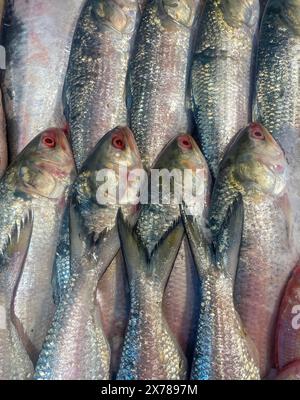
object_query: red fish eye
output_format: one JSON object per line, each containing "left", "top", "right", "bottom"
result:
{"left": 178, "top": 135, "right": 193, "bottom": 150}
{"left": 112, "top": 134, "right": 125, "bottom": 150}
{"left": 42, "top": 136, "right": 56, "bottom": 148}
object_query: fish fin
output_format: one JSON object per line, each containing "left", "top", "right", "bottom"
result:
{"left": 117, "top": 208, "right": 148, "bottom": 281}
{"left": 118, "top": 209, "right": 184, "bottom": 288}
{"left": 214, "top": 194, "right": 244, "bottom": 281}
{"left": 180, "top": 203, "right": 213, "bottom": 278}
{"left": 149, "top": 218, "right": 184, "bottom": 288}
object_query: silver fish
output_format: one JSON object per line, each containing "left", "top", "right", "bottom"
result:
{"left": 209, "top": 122, "right": 296, "bottom": 377}
{"left": 191, "top": 0, "right": 260, "bottom": 177}
{"left": 36, "top": 127, "right": 142, "bottom": 380}
{"left": 117, "top": 212, "right": 186, "bottom": 380}
{"left": 0, "top": 128, "right": 75, "bottom": 375}
{"left": 181, "top": 199, "right": 260, "bottom": 380}
{"left": 63, "top": 0, "right": 141, "bottom": 169}
{"left": 2, "top": 0, "right": 84, "bottom": 158}
{"left": 127, "top": 0, "right": 201, "bottom": 170}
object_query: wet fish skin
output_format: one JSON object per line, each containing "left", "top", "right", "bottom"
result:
{"left": 191, "top": 0, "right": 260, "bottom": 177}
{"left": 39, "top": 127, "right": 142, "bottom": 380}
{"left": 181, "top": 199, "right": 260, "bottom": 380}
{"left": 275, "top": 264, "right": 300, "bottom": 370}
{"left": 134, "top": 134, "right": 210, "bottom": 358}
{"left": 127, "top": 0, "right": 201, "bottom": 170}
{"left": 0, "top": 210, "right": 34, "bottom": 380}
{"left": 0, "top": 128, "right": 75, "bottom": 371}
{"left": 2, "top": 0, "right": 84, "bottom": 159}
{"left": 63, "top": 0, "right": 141, "bottom": 170}
{"left": 117, "top": 213, "right": 186, "bottom": 380}
{"left": 209, "top": 122, "right": 295, "bottom": 377}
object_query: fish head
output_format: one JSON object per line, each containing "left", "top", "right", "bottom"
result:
{"left": 154, "top": 133, "right": 211, "bottom": 216}
{"left": 76, "top": 126, "right": 143, "bottom": 229}
{"left": 219, "top": 0, "right": 260, "bottom": 29}
{"left": 161, "top": 0, "right": 200, "bottom": 28}
{"left": 9, "top": 128, "right": 75, "bottom": 201}
{"left": 226, "top": 122, "right": 288, "bottom": 197}
{"left": 92, "top": 0, "right": 138, "bottom": 33}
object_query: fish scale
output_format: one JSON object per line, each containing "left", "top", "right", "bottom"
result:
{"left": 191, "top": 0, "right": 260, "bottom": 178}
{"left": 209, "top": 123, "right": 296, "bottom": 377}
{"left": 64, "top": 0, "right": 140, "bottom": 170}
{"left": 128, "top": 0, "right": 200, "bottom": 170}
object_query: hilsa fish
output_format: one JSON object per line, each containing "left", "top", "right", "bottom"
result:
{"left": 63, "top": 0, "right": 141, "bottom": 170}
{"left": 127, "top": 0, "right": 201, "bottom": 170}
{"left": 2, "top": 0, "right": 84, "bottom": 158}
{"left": 133, "top": 133, "right": 210, "bottom": 361}
{"left": 209, "top": 122, "right": 296, "bottom": 377}
{"left": 0, "top": 128, "right": 75, "bottom": 378}
{"left": 117, "top": 212, "right": 187, "bottom": 380}
{"left": 0, "top": 0, "right": 7, "bottom": 177}
{"left": 253, "top": 0, "right": 300, "bottom": 256}
{"left": 36, "top": 127, "right": 142, "bottom": 380}
{"left": 191, "top": 0, "right": 260, "bottom": 177}
{"left": 181, "top": 199, "right": 260, "bottom": 380}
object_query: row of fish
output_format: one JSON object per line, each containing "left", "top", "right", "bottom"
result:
{"left": 0, "top": 0, "right": 299, "bottom": 380}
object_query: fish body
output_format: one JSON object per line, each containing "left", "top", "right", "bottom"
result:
{"left": 63, "top": 0, "right": 141, "bottom": 169}
{"left": 275, "top": 264, "right": 300, "bottom": 370}
{"left": 209, "top": 122, "right": 295, "bottom": 377}
{"left": 2, "top": 0, "right": 84, "bottom": 158}
{"left": 0, "top": 128, "right": 75, "bottom": 376}
{"left": 254, "top": 0, "right": 300, "bottom": 254}
{"left": 127, "top": 0, "right": 201, "bottom": 170}
{"left": 134, "top": 134, "right": 210, "bottom": 360}
{"left": 117, "top": 215, "right": 186, "bottom": 380}
{"left": 181, "top": 200, "right": 260, "bottom": 380}
{"left": 36, "top": 127, "right": 142, "bottom": 380}
{"left": 0, "top": 211, "right": 34, "bottom": 380}
{"left": 191, "top": 0, "right": 260, "bottom": 177}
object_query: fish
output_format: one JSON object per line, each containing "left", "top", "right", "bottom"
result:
{"left": 2, "top": 0, "right": 84, "bottom": 159}
{"left": 0, "top": 0, "right": 7, "bottom": 177}
{"left": 127, "top": 0, "right": 201, "bottom": 170}
{"left": 63, "top": 0, "right": 141, "bottom": 170}
{"left": 209, "top": 122, "right": 296, "bottom": 377}
{"left": 117, "top": 212, "right": 186, "bottom": 380}
{"left": 276, "top": 360, "right": 300, "bottom": 380}
{"left": 0, "top": 210, "right": 34, "bottom": 380}
{"left": 275, "top": 264, "right": 300, "bottom": 370}
{"left": 134, "top": 134, "right": 210, "bottom": 361}
{"left": 181, "top": 198, "right": 260, "bottom": 380}
{"left": 191, "top": 0, "right": 260, "bottom": 178}
{"left": 0, "top": 128, "right": 75, "bottom": 373}
{"left": 36, "top": 127, "right": 142, "bottom": 380}
{"left": 253, "top": 0, "right": 300, "bottom": 255}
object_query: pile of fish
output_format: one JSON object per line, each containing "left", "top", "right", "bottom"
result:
{"left": 0, "top": 0, "right": 299, "bottom": 381}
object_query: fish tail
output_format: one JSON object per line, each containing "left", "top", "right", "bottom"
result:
{"left": 117, "top": 209, "right": 184, "bottom": 290}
